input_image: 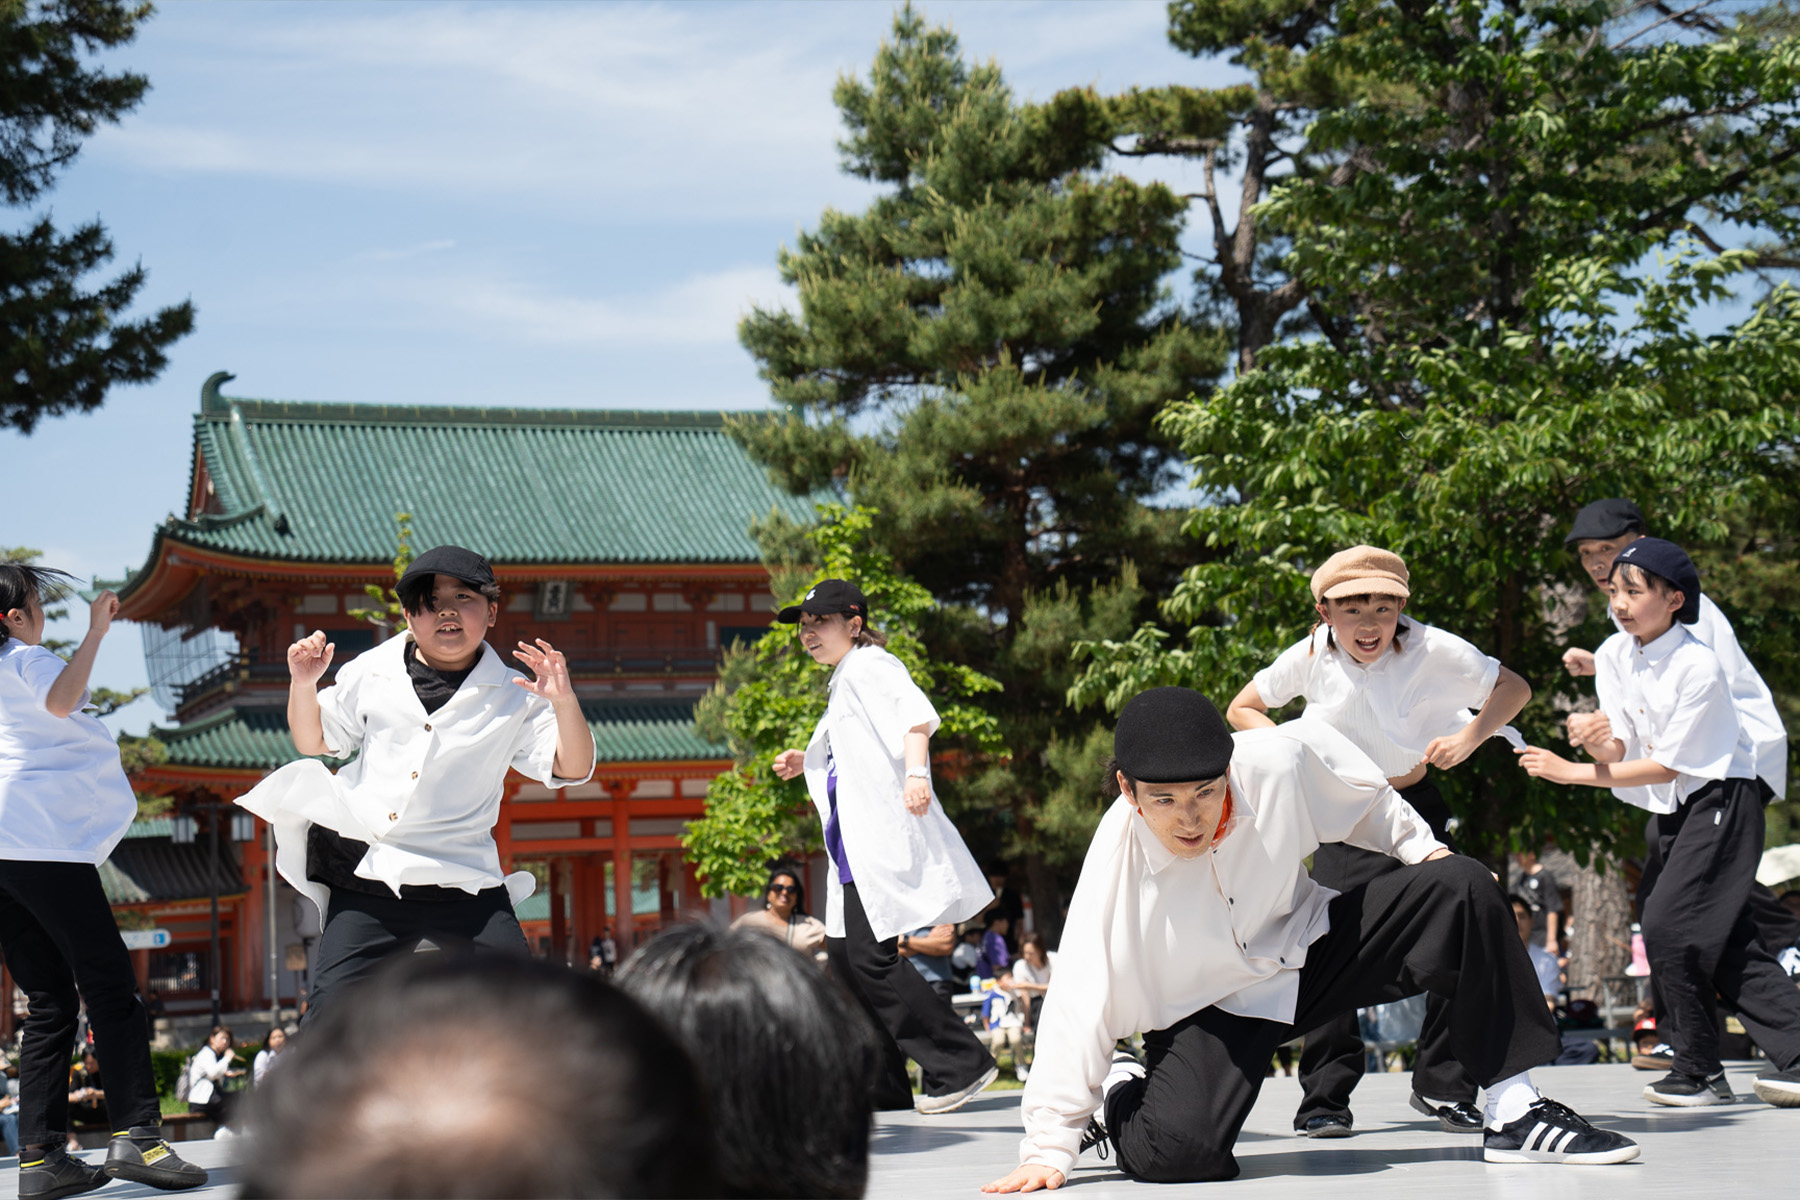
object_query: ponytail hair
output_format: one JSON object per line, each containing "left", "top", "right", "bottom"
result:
{"left": 0, "top": 563, "right": 76, "bottom": 651}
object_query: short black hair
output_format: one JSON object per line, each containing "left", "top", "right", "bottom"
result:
{"left": 0, "top": 562, "right": 75, "bottom": 649}
{"left": 1102, "top": 754, "right": 1135, "bottom": 799}
{"left": 396, "top": 572, "right": 502, "bottom": 616}
{"left": 237, "top": 953, "right": 717, "bottom": 1198}
{"left": 619, "top": 923, "right": 877, "bottom": 1199}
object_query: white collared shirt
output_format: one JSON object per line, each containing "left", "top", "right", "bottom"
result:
{"left": 1595, "top": 622, "right": 1753, "bottom": 814}
{"left": 236, "top": 632, "right": 594, "bottom": 913}
{"left": 1016, "top": 721, "right": 1443, "bottom": 1177}
{"left": 0, "top": 640, "right": 138, "bottom": 864}
{"left": 801, "top": 645, "right": 992, "bottom": 941}
{"left": 1610, "top": 593, "right": 1786, "bottom": 798}
{"left": 1253, "top": 621, "right": 1519, "bottom": 777}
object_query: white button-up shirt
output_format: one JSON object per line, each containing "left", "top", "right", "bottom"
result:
{"left": 1253, "top": 621, "right": 1521, "bottom": 777}
{"left": 1610, "top": 594, "right": 1786, "bottom": 798}
{"left": 236, "top": 632, "right": 594, "bottom": 914}
{"left": 0, "top": 640, "right": 138, "bottom": 864}
{"left": 802, "top": 645, "right": 991, "bottom": 942}
{"left": 1595, "top": 622, "right": 1754, "bottom": 814}
{"left": 1017, "top": 721, "right": 1443, "bottom": 1177}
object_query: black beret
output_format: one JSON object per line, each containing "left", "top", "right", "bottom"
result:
{"left": 1610, "top": 537, "right": 1702, "bottom": 624}
{"left": 1114, "top": 687, "right": 1235, "bottom": 784}
{"left": 397, "top": 545, "right": 497, "bottom": 610}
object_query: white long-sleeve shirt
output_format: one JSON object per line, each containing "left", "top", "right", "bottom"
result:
{"left": 1610, "top": 593, "right": 1786, "bottom": 798}
{"left": 186, "top": 1045, "right": 234, "bottom": 1106}
{"left": 1017, "top": 721, "right": 1443, "bottom": 1177}
{"left": 1595, "top": 622, "right": 1754, "bottom": 814}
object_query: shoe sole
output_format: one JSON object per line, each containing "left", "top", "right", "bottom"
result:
{"left": 1299, "top": 1123, "right": 1354, "bottom": 1138}
{"left": 19, "top": 1174, "right": 109, "bottom": 1200}
{"left": 1484, "top": 1143, "right": 1641, "bottom": 1165}
{"left": 915, "top": 1064, "right": 999, "bottom": 1115}
{"left": 102, "top": 1164, "right": 209, "bottom": 1191}
{"left": 1409, "top": 1093, "right": 1484, "bottom": 1134}
{"left": 1753, "top": 1079, "right": 1800, "bottom": 1108}
{"left": 1642, "top": 1085, "right": 1733, "bottom": 1107}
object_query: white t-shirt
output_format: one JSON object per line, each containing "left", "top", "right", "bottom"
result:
{"left": 0, "top": 640, "right": 138, "bottom": 864}
{"left": 1595, "top": 623, "right": 1754, "bottom": 813}
{"left": 1017, "top": 721, "right": 1443, "bottom": 1177}
{"left": 1252, "top": 621, "right": 1520, "bottom": 777}
{"left": 1611, "top": 593, "right": 1787, "bottom": 799}
{"left": 1012, "top": 955, "right": 1052, "bottom": 990}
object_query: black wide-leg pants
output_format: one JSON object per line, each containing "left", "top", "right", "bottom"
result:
{"left": 1295, "top": 779, "right": 1476, "bottom": 1124}
{"left": 825, "top": 882, "right": 994, "bottom": 1107}
{"left": 0, "top": 861, "right": 161, "bottom": 1146}
{"left": 306, "top": 885, "right": 527, "bottom": 1025}
{"left": 1107, "top": 855, "right": 1557, "bottom": 1183}
{"left": 1638, "top": 778, "right": 1800, "bottom": 1078}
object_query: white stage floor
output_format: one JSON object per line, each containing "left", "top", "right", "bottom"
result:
{"left": 3, "top": 1062, "right": 1791, "bottom": 1198}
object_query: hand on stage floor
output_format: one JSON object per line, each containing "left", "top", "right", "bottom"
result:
{"left": 982, "top": 1164, "right": 1064, "bottom": 1192}
{"left": 772, "top": 749, "right": 805, "bottom": 780}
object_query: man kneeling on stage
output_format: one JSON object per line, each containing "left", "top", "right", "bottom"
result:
{"left": 984, "top": 688, "right": 1637, "bottom": 1192}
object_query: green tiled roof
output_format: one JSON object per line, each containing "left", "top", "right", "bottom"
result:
{"left": 158, "top": 701, "right": 725, "bottom": 772}
{"left": 121, "top": 372, "right": 818, "bottom": 583}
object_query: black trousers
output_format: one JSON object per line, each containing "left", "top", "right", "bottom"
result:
{"left": 1107, "top": 855, "right": 1557, "bottom": 1183}
{"left": 825, "top": 883, "right": 994, "bottom": 1106}
{"left": 0, "top": 861, "right": 160, "bottom": 1146}
{"left": 1295, "top": 779, "right": 1475, "bottom": 1124}
{"left": 1637, "top": 778, "right": 1800, "bottom": 1078}
{"left": 306, "top": 885, "right": 526, "bottom": 1025}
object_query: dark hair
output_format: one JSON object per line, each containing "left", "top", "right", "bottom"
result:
{"left": 396, "top": 573, "right": 503, "bottom": 616}
{"left": 1020, "top": 930, "right": 1047, "bottom": 955}
{"left": 208, "top": 1024, "right": 234, "bottom": 1044}
{"left": 1508, "top": 893, "right": 1534, "bottom": 914}
{"left": 619, "top": 923, "right": 877, "bottom": 1199}
{"left": 0, "top": 562, "right": 75, "bottom": 649}
{"left": 237, "top": 953, "right": 717, "bottom": 1198}
{"left": 261, "top": 1026, "right": 287, "bottom": 1053}
{"left": 1102, "top": 755, "right": 1134, "bottom": 800}
{"left": 1609, "top": 560, "right": 1682, "bottom": 603}
{"left": 762, "top": 859, "right": 810, "bottom": 917}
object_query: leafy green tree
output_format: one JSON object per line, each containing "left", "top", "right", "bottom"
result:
{"left": 732, "top": 7, "right": 1228, "bottom": 927}
{"left": 346, "top": 512, "right": 416, "bottom": 629}
{"left": 684, "top": 505, "right": 1003, "bottom": 897}
{"left": 1, "top": 0, "right": 194, "bottom": 433}
{"left": 1071, "top": 1, "right": 1800, "bottom": 873}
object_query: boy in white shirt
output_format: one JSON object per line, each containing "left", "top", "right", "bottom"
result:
{"left": 984, "top": 688, "right": 1636, "bottom": 1192}
{"left": 237, "top": 546, "right": 596, "bottom": 1022}
{"left": 1521, "top": 538, "right": 1800, "bottom": 1108}
{"left": 0, "top": 565, "right": 207, "bottom": 1197}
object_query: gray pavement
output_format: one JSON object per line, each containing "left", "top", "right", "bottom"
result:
{"left": 2, "top": 1063, "right": 1791, "bottom": 1198}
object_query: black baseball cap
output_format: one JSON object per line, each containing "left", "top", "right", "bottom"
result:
{"left": 1565, "top": 498, "right": 1646, "bottom": 545}
{"left": 1609, "top": 537, "right": 1701, "bottom": 624}
{"left": 1114, "top": 687, "right": 1235, "bottom": 784}
{"left": 397, "top": 545, "right": 497, "bottom": 611}
{"left": 776, "top": 578, "right": 868, "bottom": 624}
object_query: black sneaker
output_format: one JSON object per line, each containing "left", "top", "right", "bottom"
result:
{"left": 102, "top": 1128, "right": 207, "bottom": 1190}
{"left": 1298, "top": 1113, "right": 1353, "bottom": 1138}
{"left": 1643, "top": 1070, "right": 1734, "bottom": 1107}
{"left": 1482, "top": 1098, "right": 1639, "bottom": 1164}
{"left": 1410, "top": 1093, "right": 1485, "bottom": 1133}
{"left": 1752, "top": 1065, "right": 1800, "bottom": 1108}
{"left": 18, "top": 1145, "right": 108, "bottom": 1200}
{"left": 1078, "top": 1116, "right": 1111, "bottom": 1160}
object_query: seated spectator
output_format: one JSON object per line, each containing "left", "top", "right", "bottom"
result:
{"left": 730, "top": 862, "right": 827, "bottom": 962}
{"left": 67, "top": 1049, "right": 106, "bottom": 1130}
{"left": 977, "top": 915, "right": 1012, "bottom": 981}
{"left": 185, "top": 1025, "right": 244, "bottom": 1123}
{"left": 3, "top": 1060, "right": 20, "bottom": 1157}
{"left": 252, "top": 1027, "right": 288, "bottom": 1085}
{"left": 950, "top": 925, "right": 984, "bottom": 988}
{"left": 899, "top": 924, "right": 958, "bottom": 1002}
{"left": 236, "top": 953, "right": 717, "bottom": 1198}
{"left": 1008, "top": 931, "right": 1052, "bottom": 1032}
{"left": 1510, "top": 894, "right": 1597, "bottom": 1067}
{"left": 982, "top": 967, "right": 1030, "bottom": 1082}
{"left": 620, "top": 922, "right": 877, "bottom": 1199}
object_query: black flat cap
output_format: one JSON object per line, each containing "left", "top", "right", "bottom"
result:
{"left": 397, "top": 545, "right": 497, "bottom": 611}
{"left": 1114, "top": 687, "right": 1235, "bottom": 783}
{"left": 1565, "top": 498, "right": 1646, "bottom": 545}
{"left": 776, "top": 578, "right": 868, "bottom": 624}
{"left": 1610, "top": 537, "right": 1701, "bottom": 624}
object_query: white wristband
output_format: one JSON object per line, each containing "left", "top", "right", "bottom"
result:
{"left": 905, "top": 766, "right": 931, "bottom": 780}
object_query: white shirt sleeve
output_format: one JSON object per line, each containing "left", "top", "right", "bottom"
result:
{"left": 313, "top": 658, "right": 367, "bottom": 760}
{"left": 18, "top": 644, "right": 78, "bottom": 711}
{"left": 862, "top": 653, "right": 940, "bottom": 758}
{"left": 1418, "top": 627, "right": 1501, "bottom": 710}
{"left": 1647, "top": 660, "right": 1741, "bottom": 781}
{"left": 1593, "top": 634, "right": 1641, "bottom": 758}
{"left": 508, "top": 693, "right": 594, "bottom": 785}
{"left": 1289, "top": 721, "right": 1443, "bottom": 863}
{"left": 1251, "top": 637, "right": 1314, "bottom": 709}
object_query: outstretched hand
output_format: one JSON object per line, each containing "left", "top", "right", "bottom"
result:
{"left": 1561, "top": 647, "right": 1596, "bottom": 677}
{"left": 982, "top": 1165, "right": 1064, "bottom": 1193}
{"left": 772, "top": 749, "right": 806, "bottom": 781}
{"left": 1517, "top": 745, "right": 1574, "bottom": 784}
{"left": 513, "top": 639, "right": 573, "bottom": 702}
{"left": 287, "top": 631, "right": 335, "bottom": 685}
{"left": 1421, "top": 727, "right": 1479, "bottom": 771}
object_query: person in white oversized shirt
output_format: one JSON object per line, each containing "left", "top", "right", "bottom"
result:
{"left": 0, "top": 563, "right": 208, "bottom": 1195}
{"left": 770, "top": 579, "right": 997, "bottom": 1115}
{"left": 237, "top": 545, "right": 596, "bottom": 1024}
{"left": 1227, "top": 546, "right": 1531, "bottom": 1138}
{"left": 983, "top": 688, "right": 1636, "bottom": 1193}
{"left": 1521, "top": 538, "right": 1800, "bottom": 1110}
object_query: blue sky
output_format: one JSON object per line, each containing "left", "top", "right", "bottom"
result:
{"left": 6, "top": 1, "right": 1234, "bottom": 734}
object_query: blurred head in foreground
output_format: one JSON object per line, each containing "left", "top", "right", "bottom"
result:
{"left": 620, "top": 922, "right": 878, "bottom": 1198}
{"left": 237, "top": 953, "right": 717, "bottom": 1198}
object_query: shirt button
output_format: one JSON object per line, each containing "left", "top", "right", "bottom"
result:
{"left": 1228, "top": 898, "right": 1234, "bottom": 905}
{"left": 411, "top": 771, "right": 419, "bottom": 779}
{"left": 387, "top": 812, "right": 398, "bottom": 822}
{"left": 424, "top": 723, "right": 432, "bottom": 731}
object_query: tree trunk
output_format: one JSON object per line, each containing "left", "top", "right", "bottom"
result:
{"left": 1564, "top": 852, "right": 1634, "bottom": 1009}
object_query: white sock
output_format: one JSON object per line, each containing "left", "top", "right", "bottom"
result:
{"left": 1483, "top": 1071, "right": 1540, "bottom": 1128}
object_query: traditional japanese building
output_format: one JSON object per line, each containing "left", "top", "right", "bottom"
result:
{"left": 98, "top": 371, "right": 812, "bottom": 1018}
